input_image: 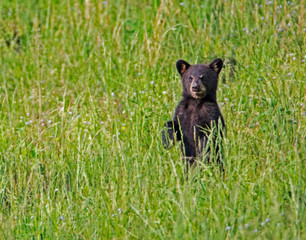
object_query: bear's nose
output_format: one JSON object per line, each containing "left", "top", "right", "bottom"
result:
{"left": 192, "top": 84, "right": 199, "bottom": 91}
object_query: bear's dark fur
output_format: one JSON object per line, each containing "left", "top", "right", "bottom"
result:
{"left": 162, "top": 58, "right": 225, "bottom": 167}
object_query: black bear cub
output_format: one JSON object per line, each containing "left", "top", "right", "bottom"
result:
{"left": 162, "top": 58, "right": 225, "bottom": 167}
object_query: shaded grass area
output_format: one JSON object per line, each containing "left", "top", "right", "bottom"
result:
{"left": 0, "top": 0, "right": 305, "bottom": 239}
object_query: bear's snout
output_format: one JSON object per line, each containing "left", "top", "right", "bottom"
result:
{"left": 189, "top": 81, "right": 207, "bottom": 99}
{"left": 190, "top": 78, "right": 206, "bottom": 93}
{"left": 192, "top": 83, "right": 200, "bottom": 92}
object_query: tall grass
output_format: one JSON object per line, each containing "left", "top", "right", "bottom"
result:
{"left": 0, "top": 0, "right": 305, "bottom": 238}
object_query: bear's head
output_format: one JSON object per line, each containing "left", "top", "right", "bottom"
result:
{"left": 176, "top": 58, "right": 223, "bottom": 101}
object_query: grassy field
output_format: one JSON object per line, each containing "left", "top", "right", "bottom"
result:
{"left": 0, "top": 0, "right": 305, "bottom": 239}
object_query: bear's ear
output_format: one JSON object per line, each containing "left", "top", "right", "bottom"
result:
{"left": 176, "top": 60, "right": 190, "bottom": 76}
{"left": 209, "top": 58, "right": 223, "bottom": 74}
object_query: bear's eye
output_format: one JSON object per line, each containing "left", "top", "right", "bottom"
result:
{"left": 200, "top": 75, "right": 205, "bottom": 80}
{"left": 188, "top": 76, "right": 193, "bottom": 82}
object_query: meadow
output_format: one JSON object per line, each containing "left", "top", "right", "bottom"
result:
{"left": 0, "top": 0, "right": 305, "bottom": 239}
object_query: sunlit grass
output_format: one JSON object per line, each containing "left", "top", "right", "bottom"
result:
{"left": 0, "top": 0, "right": 305, "bottom": 239}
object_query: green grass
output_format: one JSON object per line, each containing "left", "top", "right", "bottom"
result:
{"left": 0, "top": 0, "right": 305, "bottom": 239}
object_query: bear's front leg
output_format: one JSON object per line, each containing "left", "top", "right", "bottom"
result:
{"left": 162, "top": 121, "right": 181, "bottom": 149}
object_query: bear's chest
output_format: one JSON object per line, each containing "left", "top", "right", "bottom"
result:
{"left": 177, "top": 104, "right": 208, "bottom": 129}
